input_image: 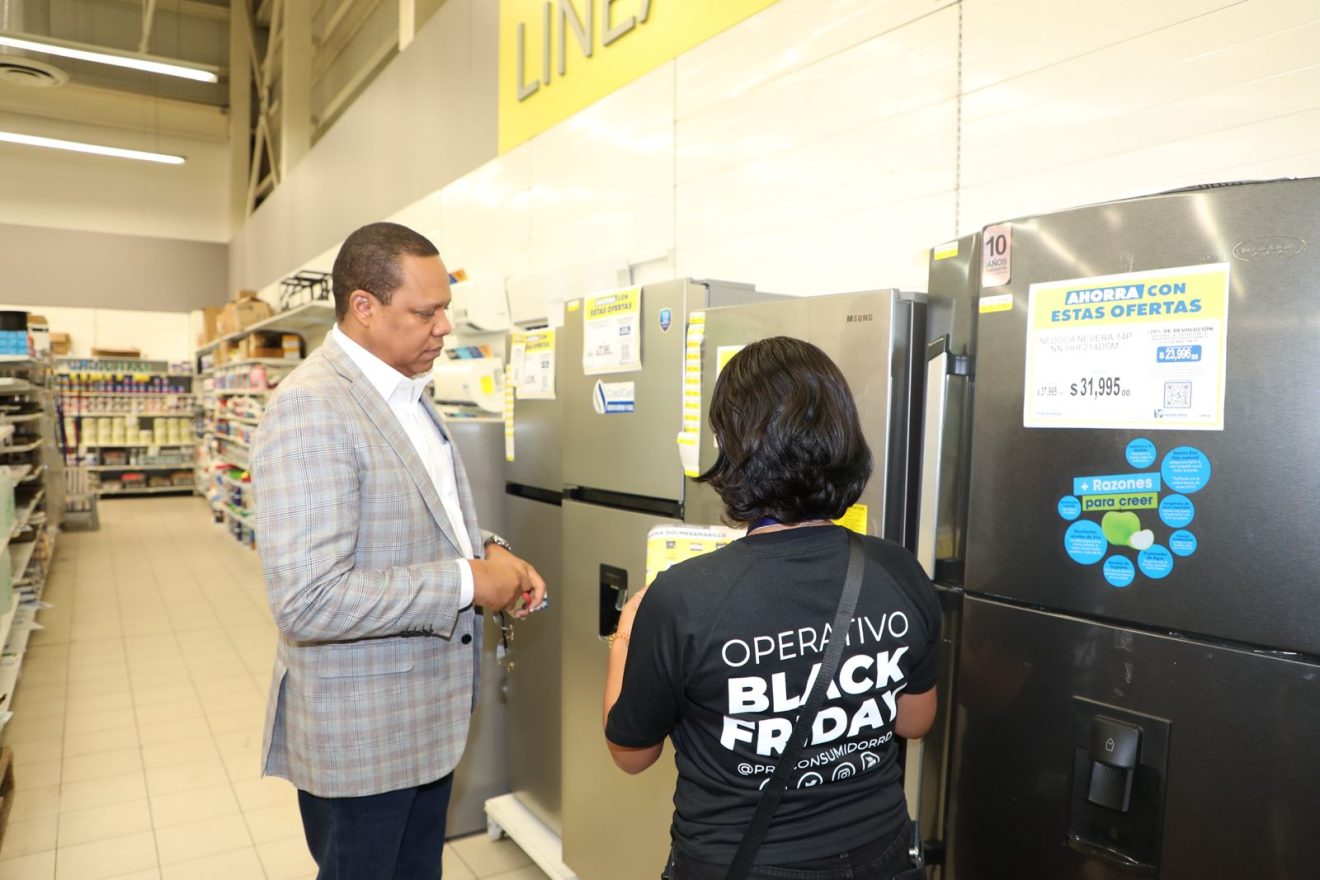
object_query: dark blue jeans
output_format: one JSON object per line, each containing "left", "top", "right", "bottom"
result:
{"left": 666, "top": 819, "right": 920, "bottom": 880}
{"left": 297, "top": 774, "right": 454, "bottom": 880}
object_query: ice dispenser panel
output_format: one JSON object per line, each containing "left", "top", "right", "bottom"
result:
{"left": 1068, "top": 698, "right": 1169, "bottom": 875}
{"left": 598, "top": 564, "right": 628, "bottom": 639}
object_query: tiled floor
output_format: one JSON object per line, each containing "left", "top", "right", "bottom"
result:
{"left": 0, "top": 497, "right": 550, "bottom": 880}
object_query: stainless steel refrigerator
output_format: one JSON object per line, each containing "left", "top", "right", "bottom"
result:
{"left": 917, "top": 178, "right": 1320, "bottom": 878}
{"left": 502, "top": 339, "right": 566, "bottom": 835}
{"left": 558, "top": 278, "right": 768, "bottom": 880}
{"left": 684, "top": 290, "right": 926, "bottom": 546}
{"left": 442, "top": 418, "right": 512, "bottom": 837}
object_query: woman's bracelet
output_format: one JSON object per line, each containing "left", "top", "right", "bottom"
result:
{"left": 607, "top": 630, "right": 631, "bottom": 649}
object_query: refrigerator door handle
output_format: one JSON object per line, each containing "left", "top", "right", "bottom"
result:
{"left": 915, "top": 339, "right": 952, "bottom": 579}
{"left": 905, "top": 335, "right": 968, "bottom": 850}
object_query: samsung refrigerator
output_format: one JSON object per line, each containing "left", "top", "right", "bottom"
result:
{"left": 683, "top": 289, "right": 926, "bottom": 546}
{"left": 558, "top": 278, "right": 769, "bottom": 880}
{"left": 501, "top": 329, "right": 566, "bottom": 835}
{"left": 917, "top": 178, "right": 1320, "bottom": 878}
{"left": 441, "top": 418, "right": 512, "bottom": 837}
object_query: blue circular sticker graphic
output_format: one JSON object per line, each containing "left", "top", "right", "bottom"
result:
{"left": 1058, "top": 496, "right": 1082, "bottom": 521}
{"left": 1064, "top": 520, "right": 1107, "bottom": 565}
{"left": 1159, "top": 494, "right": 1195, "bottom": 528}
{"left": 1169, "top": 530, "right": 1198, "bottom": 557}
{"left": 1103, "top": 555, "right": 1136, "bottom": 588}
{"left": 1137, "top": 544, "right": 1174, "bottom": 579}
{"left": 1125, "top": 438, "right": 1157, "bottom": 469}
{"left": 1161, "top": 446, "right": 1211, "bottom": 494}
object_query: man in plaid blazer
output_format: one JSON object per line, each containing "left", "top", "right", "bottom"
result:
{"left": 252, "top": 222, "right": 546, "bottom": 879}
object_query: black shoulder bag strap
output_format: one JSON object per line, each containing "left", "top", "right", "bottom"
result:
{"left": 724, "top": 533, "right": 867, "bottom": 880}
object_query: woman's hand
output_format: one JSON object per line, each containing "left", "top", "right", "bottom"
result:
{"left": 603, "top": 583, "right": 664, "bottom": 774}
{"left": 614, "top": 586, "right": 649, "bottom": 639}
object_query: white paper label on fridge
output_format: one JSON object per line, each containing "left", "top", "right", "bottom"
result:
{"left": 513, "top": 330, "right": 556, "bottom": 400}
{"left": 1023, "top": 263, "right": 1230, "bottom": 431}
{"left": 582, "top": 287, "right": 642, "bottom": 375}
{"left": 981, "top": 223, "right": 1012, "bottom": 288}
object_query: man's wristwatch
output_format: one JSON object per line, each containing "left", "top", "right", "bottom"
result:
{"left": 483, "top": 534, "right": 513, "bottom": 555}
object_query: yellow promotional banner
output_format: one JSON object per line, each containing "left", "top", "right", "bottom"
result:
{"left": 644, "top": 524, "right": 745, "bottom": 587}
{"left": 833, "top": 503, "right": 868, "bottom": 535}
{"left": 499, "top": 0, "right": 783, "bottom": 153}
{"left": 1023, "top": 263, "right": 1230, "bottom": 431}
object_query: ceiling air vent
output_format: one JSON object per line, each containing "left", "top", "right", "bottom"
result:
{"left": 0, "top": 56, "right": 67, "bottom": 87}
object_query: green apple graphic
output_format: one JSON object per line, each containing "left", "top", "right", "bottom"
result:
{"left": 1101, "top": 511, "right": 1142, "bottom": 547}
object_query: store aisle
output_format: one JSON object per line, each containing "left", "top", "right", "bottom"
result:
{"left": 0, "top": 498, "right": 549, "bottom": 880}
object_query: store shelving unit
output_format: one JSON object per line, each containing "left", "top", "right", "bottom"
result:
{"left": 196, "top": 301, "right": 335, "bottom": 361}
{"left": 195, "top": 302, "right": 336, "bottom": 548}
{"left": 0, "top": 354, "right": 63, "bottom": 733}
{"left": 56, "top": 357, "right": 197, "bottom": 496}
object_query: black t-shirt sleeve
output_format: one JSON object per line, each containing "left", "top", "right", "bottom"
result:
{"left": 887, "top": 545, "right": 942, "bottom": 695}
{"left": 605, "top": 574, "right": 685, "bottom": 748}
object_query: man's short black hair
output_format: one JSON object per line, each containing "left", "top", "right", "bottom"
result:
{"left": 698, "top": 336, "right": 872, "bottom": 525}
{"left": 332, "top": 222, "right": 440, "bottom": 320}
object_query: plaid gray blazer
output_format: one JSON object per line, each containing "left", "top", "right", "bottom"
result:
{"left": 251, "top": 335, "right": 485, "bottom": 798}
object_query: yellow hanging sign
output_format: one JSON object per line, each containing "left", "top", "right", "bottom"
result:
{"left": 499, "top": 0, "right": 784, "bottom": 153}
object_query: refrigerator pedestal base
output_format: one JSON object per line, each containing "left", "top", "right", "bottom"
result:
{"left": 485, "top": 793, "right": 577, "bottom": 880}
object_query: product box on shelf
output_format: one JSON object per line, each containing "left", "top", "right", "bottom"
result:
{"left": 218, "top": 292, "right": 274, "bottom": 336}
{"left": 215, "top": 339, "right": 238, "bottom": 366}
{"left": 91, "top": 346, "right": 143, "bottom": 358}
{"left": 50, "top": 332, "right": 71, "bottom": 355}
{"left": 199, "top": 306, "right": 223, "bottom": 345}
{"left": 27, "top": 315, "right": 49, "bottom": 355}
{"left": 0, "top": 329, "right": 29, "bottom": 356}
{"left": 246, "top": 331, "right": 289, "bottom": 359}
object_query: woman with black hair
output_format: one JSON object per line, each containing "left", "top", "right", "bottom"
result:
{"left": 603, "top": 336, "right": 940, "bottom": 880}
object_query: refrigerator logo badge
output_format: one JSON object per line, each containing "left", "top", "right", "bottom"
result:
{"left": 846, "top": 314, "right": 873, "bottom": 323}
{"left": 1232, "top": 236, "right": 1305, "bottom": 262}
{"left": 659, "top": 308, "right": 672, "bottom": 332}
{"left": 592, "top": 379, "right": 635, "bottom": 414}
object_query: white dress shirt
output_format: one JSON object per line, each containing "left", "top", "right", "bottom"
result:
{"left": 332, "top": 324, "right": 475, "bottom": 606}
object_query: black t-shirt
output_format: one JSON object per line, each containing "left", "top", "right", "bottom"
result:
{"left": 606, "top": 525, "right": 941, "bottom": 865}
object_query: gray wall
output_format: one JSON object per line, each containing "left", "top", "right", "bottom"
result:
{"left": 228, "top": 0, "right": 498, "bottom": 292}
{"left": 0, "top": 222, "right": 228, "bottom": 311}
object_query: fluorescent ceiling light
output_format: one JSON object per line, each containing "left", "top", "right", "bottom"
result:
{"left": 0, "top": 32, "right": 219, "bottom": 83}
{"left": 0, "top": 131, "right": 185, "bottom": 165}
